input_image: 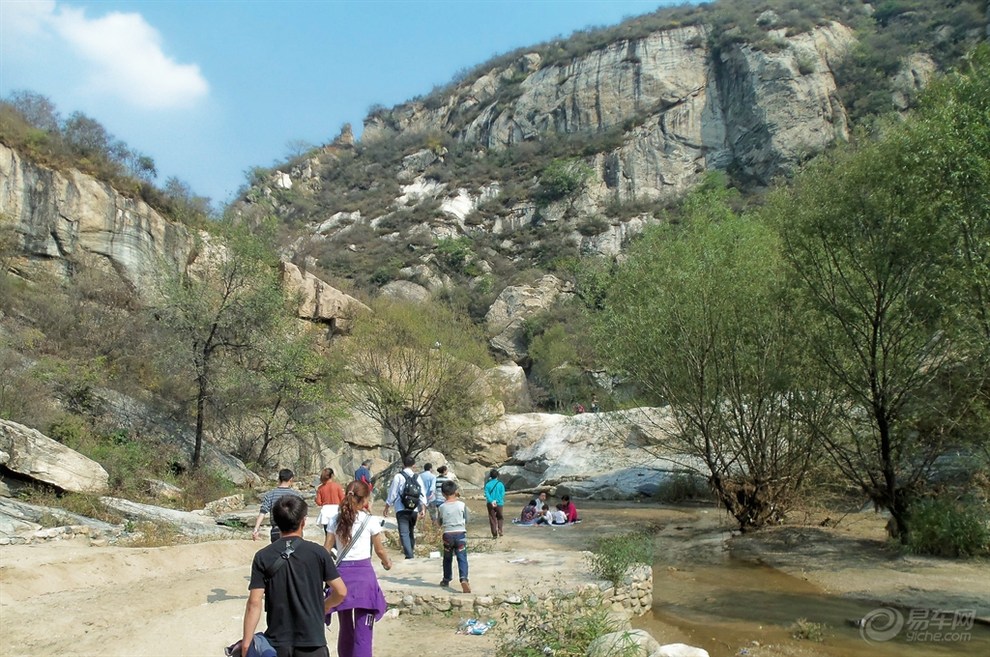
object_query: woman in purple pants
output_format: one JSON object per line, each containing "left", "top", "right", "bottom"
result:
{"left": 325, "top": 480, "right": 392, "bottom": 657}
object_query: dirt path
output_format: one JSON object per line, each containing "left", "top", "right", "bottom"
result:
{"left": 0, "top": 497, "right": 985, "bottom": 657}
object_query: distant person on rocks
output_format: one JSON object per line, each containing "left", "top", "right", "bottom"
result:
{"left": 437, "top": 479, "right": 470, "bottom": 593}
{"left": 252, "top": 468, "right": 303, "bottom": 543}
{"left": 383, "top": 456, "right": 426, "bottom": 558}
{"left": 316, "top": 467, "right": 346, "bottom": 536}
{"left": 483, "top": 469, "right": 506, "bottom": 538}
{"left": 431, "top": 465, "right": 451, "bottom": 524}
{"left": 325, "top": 480, "right": 392, "bottom": 657}
{"left": 560, "top": 495, "right": 580, "bottom": 523}
{"left": 419, "top": 463, "right": 437, "bottom": 524}
{"left": 590, "top": 398, "right": 600, "bottom": 413}
{"left": 240, "top": 495, "right": 346, "bottom": 657}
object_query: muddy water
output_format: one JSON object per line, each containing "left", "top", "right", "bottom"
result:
{"left": 632, "top": 521, "right": 990, "bottom": 657}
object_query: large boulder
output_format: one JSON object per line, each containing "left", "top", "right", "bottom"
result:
{"left": 100, "top": 497, "right": 241, "bottom": 539}
{"left": 587, "top": 629, "right": 661, "bottom": 657}
{"left": 0, "top": 419, "right": 109, "bottom": 494}
{"left": 485, "top": 275, "right": 572, "bottom": 363}
{"left": 280, "top": 261, "right": 370, "bottom": 333}
{"left": 483, "top": 363, "right": 532, "bottom": 412}
{"left": 495, "top": 408, "right": 703, "bottom": 497}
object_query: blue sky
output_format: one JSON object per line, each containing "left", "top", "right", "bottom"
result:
{"left": 1, "top": 0, "right": 688, "bottom": 206}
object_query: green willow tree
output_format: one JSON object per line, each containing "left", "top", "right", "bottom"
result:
{"left": 597, "top": 186, "right": 821, "bottom": 531}
{"left": 342, "top": 298, "right": 494, "bottom": 466}
{"left": 156, "top": 225, "right": 286, "bottom": 469}
{"left": 773, "top": 49, "right": 990, "bottom": 541}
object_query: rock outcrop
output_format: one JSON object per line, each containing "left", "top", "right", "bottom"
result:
{"left": 364, "top": 22, "right": 856, "bottom": 200}
{"left": 0, "top": 419, "right": 109, "bottom": 494}
{"left": 485, "top": 274, "right": 573, "bottom": 363}
{"left": 280, "top": 261, "right": 370, "bottom": 333}
{"left": 0, "top": 143, "right": 194, "bottom": 297}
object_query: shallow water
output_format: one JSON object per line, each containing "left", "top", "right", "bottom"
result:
{"left": 634, "top": 540, "right": 990, "bottom": 657}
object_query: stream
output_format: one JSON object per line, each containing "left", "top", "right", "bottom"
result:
{"left": 632, "top": 520, "right": 990, "bottom": 657}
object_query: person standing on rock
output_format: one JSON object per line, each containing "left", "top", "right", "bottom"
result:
{"left": 383, "top": 456, "right": 426, "bottom": 558}
{"left": 252, "top": 468, "right": 303, "bottom": 543}
{"left": 484, "top": 469, "right": 506, "bottom": 539}
{"left": 241, "top": 495, "right": 347, "bottom": 657}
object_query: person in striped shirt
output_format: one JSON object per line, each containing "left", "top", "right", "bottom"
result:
{"left": 252, "top": 468, "right": 304, "bottom": 542}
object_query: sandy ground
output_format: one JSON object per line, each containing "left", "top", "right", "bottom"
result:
{"left": 0, "top": 497, "right": 986, "bottom": 657}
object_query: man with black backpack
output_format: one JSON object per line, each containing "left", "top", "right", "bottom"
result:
{"left": 383, "top": 456, "right": 426, "bottom": 559}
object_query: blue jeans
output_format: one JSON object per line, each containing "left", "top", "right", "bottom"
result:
{"left": 396, "top": 509, "right": 417, "bottom": 558}
{"left": 442, "top": 531, "right": 468, "bottom": 582}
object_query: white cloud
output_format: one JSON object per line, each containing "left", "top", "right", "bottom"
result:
{"left": 1, "top": 1, "right": 209, "bottom": 110}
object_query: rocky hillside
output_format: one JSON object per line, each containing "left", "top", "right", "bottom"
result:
{"left": 234, "top": 0, "right": 987, "bottom": 303}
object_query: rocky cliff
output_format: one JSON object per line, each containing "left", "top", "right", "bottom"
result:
{"left": 0, "top": 143, "right": 194, "bottom": 298}
{"left": 240, "top": 16, "right": 871, "bottom": 295}
{"left": 364, "top": 22, "right": 854, "bottom": 193}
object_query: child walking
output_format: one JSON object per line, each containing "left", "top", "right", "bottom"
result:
{"left": 437, "top": 479, "right": 470, "bottom": 593}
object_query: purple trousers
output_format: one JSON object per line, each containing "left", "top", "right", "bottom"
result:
{"left": 336, "top": 608, "right": 375, "bottom": 657}
{"left": 329, "top": 559, "right": 387, "bottom": 657}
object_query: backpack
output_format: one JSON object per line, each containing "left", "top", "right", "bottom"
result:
{"left": 400, "top": 471, "right": 422, "bottom": 510}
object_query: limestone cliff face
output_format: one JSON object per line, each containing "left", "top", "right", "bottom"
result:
{"left": 363, "top": 22, "right": 855, "bottom": 199}
{"left": 0, "top": 143, "right": 193, "bottom": 296}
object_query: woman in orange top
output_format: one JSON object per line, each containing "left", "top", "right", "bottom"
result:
{"left": 316, "top": 468, "right": 346, "bottom": 536}
{"left": 317, "top": 468, "right": 346, "bottom": 505}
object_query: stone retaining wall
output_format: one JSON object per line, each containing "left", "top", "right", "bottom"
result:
{"left": 383, "top": 563, "right": 653, "bottom": 618}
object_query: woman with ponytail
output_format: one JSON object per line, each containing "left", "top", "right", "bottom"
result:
{"left": 324, "top": 480, "right": 391, "bottom": 657}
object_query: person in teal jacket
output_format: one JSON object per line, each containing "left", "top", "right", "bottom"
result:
{"left": 483, "top": 469, "right": 506, "bottom": 538}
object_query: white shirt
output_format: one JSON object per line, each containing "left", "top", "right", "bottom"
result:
{"left": 328, "top": 511, "right": 383, "bottom": 561}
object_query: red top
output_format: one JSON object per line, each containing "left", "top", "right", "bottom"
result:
{"left": 316, "top": 480, "right": 345, "bottom": 506}
{"left": 562, "top": 501, "right": 579, "bottom": 523}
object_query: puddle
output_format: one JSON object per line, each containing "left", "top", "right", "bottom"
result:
{"left": 635, "top": 548, "right": 990, "bottom": 656}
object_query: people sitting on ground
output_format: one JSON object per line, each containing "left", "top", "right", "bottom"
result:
{"left": 533, "top": 491, "right": 549, "bottom": 514}
{"left": 514, "top": 500, "right": 540, "bottom": 525}
{"left": 560, "top": 495, "right": 580, "bottom": 523}
{"left": 549, "top": 504, "right": 568, "bottom": 525}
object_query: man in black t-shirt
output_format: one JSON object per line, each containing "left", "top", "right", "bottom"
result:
{"left": 241, "top": 495, "right": 347, "bottom": 657}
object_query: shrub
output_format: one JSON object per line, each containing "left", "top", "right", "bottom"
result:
{"left": 790, "top": 618, "right": 827, "bottom": 642}
{"left": 495, "top": 598, "right": 622, "bottom": 657}
{"left": 586, "top": 530, "right": 654, "bottom": 587}
{"left": 907, "top": 496, "right": 990, "bottom": 558}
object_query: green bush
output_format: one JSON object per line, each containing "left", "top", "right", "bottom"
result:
{"left": 790, "top": 618, "right": 827, "bottom": 642}
{"left": 496, "top": 599, "right": 623, "bottom": 657}
{"left": 907, "top": 496, "right": 990, "bottom": 557}
{"left": 587, "top": 530, "right": 654, "bottom": 587}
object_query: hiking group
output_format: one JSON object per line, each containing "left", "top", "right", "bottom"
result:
{"left": 241, "top": 460, "right": 573, "bottom": 656}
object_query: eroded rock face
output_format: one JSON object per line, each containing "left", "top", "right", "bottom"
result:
{"left": 0, "top": 419, "right": 109, "bottom": 494}
{"left": 280, "top": 261, "right": 370, "bottom": 333}
{"left": 485, "top": 275, "right": 573, "bottom": 363}
{"left": 0, "top": 144, "right": 194, "bottom": 297}
{"left": 364, "top": 22, "right": 856, "bottom": 201}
